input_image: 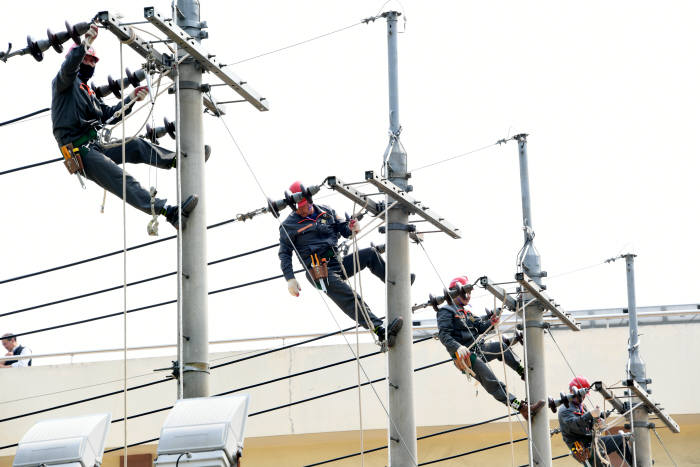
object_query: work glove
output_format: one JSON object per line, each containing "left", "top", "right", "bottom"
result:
{"left": 454, "top": 345, "right": 470, "bottom": 371}
{"left": 490, "top": 313, "right": 500, "bottom": 326}
{"left": 84, "top": 24, "right": 98, "bottom": 46}
{"left": 287, "top": 278, "right": 301, "bottom": 297}
{"left": 590, "top": 406, "right": 602, "bottom": 418}
{"left": 348, "top": 218, "right": 360, "bottom": 235}
{"left": 129, "top": 86, "right": 149, "bottom": 102}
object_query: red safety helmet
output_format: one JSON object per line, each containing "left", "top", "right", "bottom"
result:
{"left": 449, "top": 275, "right": 469, "bottom": 289}
{"left": 67, "top": 43, "right": 99, "bottom": 63}
{"left": 289, "top": 180, "right": 308, "bottom": 207}
{"left": 569, "top": 376, "right": 591, "bottom": 393}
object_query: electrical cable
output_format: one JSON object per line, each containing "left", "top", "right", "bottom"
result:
{"left": 0, "top": 322, "right": 378, "bottom": 423}
{"left": 224, "top": 17, "right": 377, "bottom": 66}
{"left": 409, "top": 138, "right": 508, "bottom": 172}
{"left": 0, "top": 244, "right": 277, "bottom": 318}
{"left": 516, "top": 453, "right": 570, "bottom": 467}
{"left": 304, "top": 412, "right": 519, "bottom": 466}
{"left": 0, "top": 157, "right": 62, "bottom": 176}
{"left": 0, "top": 217, "right": 247, "bottom": 285}
{"left": 0, "top": 107, "right": 50, "bottom": 127}
{"left": 652, "top": 427, "right": 678, "bottom": 467}
{"left": 418, "top": 437, "right": 529, "bottom": 466}
{"left": 2, "top": 268, "right": 303, "bottom": 340}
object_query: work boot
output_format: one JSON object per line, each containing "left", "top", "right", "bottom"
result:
{"left": 517, "top": 399, "right": 545, "bottom": 421}
{"left": 516, "top": 364, "right": 526, "bottom": 381}
{"left": 375, "top": 317, "right": 404, "bottom": 348}
{"left": 165, "top": 194, "right": 199, "bottom": 230}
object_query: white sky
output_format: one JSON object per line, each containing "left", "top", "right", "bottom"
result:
{"left": 0, "top": 0, "right": 698, "bottom": 364}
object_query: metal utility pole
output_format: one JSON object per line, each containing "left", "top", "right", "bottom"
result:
{"left": 624, "top": 253, "right": 652, "bottom": 467}
{"left": 383, "top": 11, "right": 417, "bottom": 466}
{"left": 177, "top": 0, "right": 209, "bottom": 398}
{"left": 515, "top": 134, "right": 552, "bottom": 466}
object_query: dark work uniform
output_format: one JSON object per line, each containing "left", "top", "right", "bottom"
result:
{"left": 558, "top": 403, "right": 634, "bottom": 465}
{"left": 278, "top": 204, "right": 385, "bottom": 330}
{"left": 51, "top": 43, "right": 175, "bottom": 215}
{"left": 437, "top": 303, "right": 522, "bottom": 407}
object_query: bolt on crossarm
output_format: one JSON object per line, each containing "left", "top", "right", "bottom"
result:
{"left": 177, "top": 0, "right": 209, "bottom": 399}
{"left": 515, "top": 134, "right": 552, "bottom": 466}
{"left": 383, "top": 10, "right": 418, "bottom": 467}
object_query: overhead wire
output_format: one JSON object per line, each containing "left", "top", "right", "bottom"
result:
{"left": 0, "top": 107, "right": 50, "bottom": 127}
{"left": 2, "top": 268, "right": 304, "bottom": 340}
{"left": 304, "top": 412, "right": 519, "bottom": 466}
{"left": 0, "top": 217, "right": 243, "bottom": 285}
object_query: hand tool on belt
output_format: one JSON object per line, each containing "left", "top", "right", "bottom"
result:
{"left": 309, "top": 252, "right": 329, "bottom": 292}
{"left": 59, "top": 127, "right": 98, "bottom": 188}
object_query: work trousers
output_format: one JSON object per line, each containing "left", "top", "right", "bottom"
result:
{"left": 470, "top": 340, "right": 522, "bottom": 406}
{"left": 588, "top": 434, "right": 634, "bottom": 466}
{"left": 305, "top": 247, "right": 384, "bottom": 330}
{"left": 81, "top": 138, "right": 174, "bottom": 215}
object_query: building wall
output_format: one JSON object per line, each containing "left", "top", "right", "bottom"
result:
{"left": 0, "top": 323, "right": 696, "bottom": 466}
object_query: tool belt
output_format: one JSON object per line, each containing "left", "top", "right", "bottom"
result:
{"left": 59, "top": 128, "right": 97, "bottom": 175}
{"left": 309, "top": 253, "right": 329, "bottom": 282}
{"left": 571, "top": 441, "right": 591, "bottom": 463}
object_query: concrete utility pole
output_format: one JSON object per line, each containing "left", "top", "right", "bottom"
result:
{"left": 624, "top": 253, "right": 652, "bottom": 467}
{"left": 515, "top": 134, "right": 552, "bottom": 466}
{"left": 383, "top": 11, "right": 417, "bottom": 466}
{"left": 177, "top": 0, "right": 209, "bottom": 398}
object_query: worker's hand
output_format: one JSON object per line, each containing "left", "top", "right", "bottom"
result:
{"left": 348, "top": 218, "right": 360, "bottom": 235}
{"left": 454, "top": 345, "right": 470, "bottom": 371}
{"left": 287, "top": 278, "right": 301, "bottom": 297}
{"left": 590, "top": 406, "right": 602, "bottom": 418}
{"left": 129, "top": 86, "right": 149, "bottom": 102}
{"left": 490, "top": 313, "right": 500, "bottom": 326}
{"left": 84, "top": 24, "right": 98, "bottom": 46}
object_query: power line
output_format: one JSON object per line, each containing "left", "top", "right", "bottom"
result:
{"left": 517, "top": 453, "right": 570, "bottom": 466}
{"left": 305, "top": 412, "right": 519, "bottom": 466}
{"left": 0, "top": 108, "right": 50, "bottom": 127}
{"left": 0, "top": 217, "right": 241, "bottom": 285}
{"left": 0, "top": 157, "right": 62, "bottom": 176}
{"left": 223, "top": 17, "right": 377, "bottom": 67}
{"left": 419, "top": 437, "right": 529, "bottom": 465}
{"left": 99, "top": 357, "right": 453, "bottom": 455}
{"left": 3, "top": 269, "right": 303, "bottom": 340}
{"left": 0, "top": 322, "right": 370, "bottom": 424}
{"left": 1, "top": 243, "right": 278, "bottom": 317}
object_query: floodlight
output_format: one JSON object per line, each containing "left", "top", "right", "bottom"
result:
{"left": 155, "top": 395, "right": 250, "bottom": 467}
{"left": 13, "top": 413, "right": 111, "bottom": 467}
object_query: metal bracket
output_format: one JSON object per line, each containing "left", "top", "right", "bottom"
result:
{"left": 96, "top": 11, "right": 223, "bottom": 116}
{"left": 591, "top": 381, "right": 627, "bottom": 414}
{"left": 326, "top": 176, "right": 384, "bottom": 218}
{"left": 516, "top": 272, "right": 581, "bottom": 331}
{"left": 364, "top": 170, "right": 461, "bottom": 239}
{"left": 154, "top": 360, "right": 211, "bottom": 379}
{"left": 387, "top": 222, "right": 415, "bottom": 232}
{"left": 624, "top": 378, "right": 680, "bottom": 433}
{"left": 144, "top": 7, "right": 269, "bottom": 112}
{"left": 479, "top": 276, "right": 518, "bottom": 311}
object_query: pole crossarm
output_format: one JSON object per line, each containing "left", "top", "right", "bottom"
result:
{"left": 516, "top": 272, "right": 581, "bottom": 331}
{"left": 364, "top": 170, "right": 461, "bottom": 239}
{"left": 144, "top": 7, "right": 269, "bottom": 112}
{"left": 95, "top": 11, "right": 223, "bottom": 115}
{"left": 624, "top": 379, "right": 680, "bottom": 433}
{"left": 479, "top": 276, "right": 517, "bottom": 311}
{"left": 326, "top": 176, "right": 385, "bottom": 217}
{"left": 592, "top": 381, "right": 627, "bottom": 414}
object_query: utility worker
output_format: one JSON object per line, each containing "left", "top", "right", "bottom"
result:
{"left": 1, "top": 333, "right": 32, "bottom": 368}
{"left": 558, "top": 376, "right": 634, "bottom": 466}
{"left": 437, "top": 275, "right": 544, "bottom": 420}
{"left": 51, "top": 23, "right": 199, "bottom": 230}
{"left": 279, "top": 181, "right": 404, "bottom": 348}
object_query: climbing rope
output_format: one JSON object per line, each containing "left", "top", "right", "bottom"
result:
{"left": 494, "top": 295, "right": 516, "bottom": 467}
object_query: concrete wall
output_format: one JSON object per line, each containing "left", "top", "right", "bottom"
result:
{"left": 0, "top": 323, "right": 696, "bottom": 466}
